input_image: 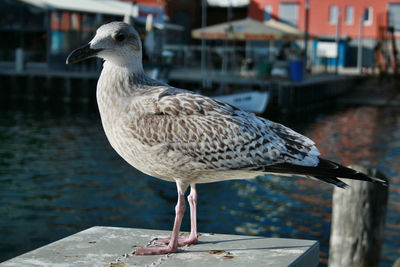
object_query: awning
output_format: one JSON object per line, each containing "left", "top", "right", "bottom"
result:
{"left": 264, "top": 19, "right": 317, "bottom": 40}
{"left": 19, "top": 0, "right": 132, "bottom": 16}
{"left": 18, "top": 0, "right": 183, "bottom": 31}
{"left": 207, "top": 0, "right": 249, "bottom": 8}
{"left": 192, "top": 18, "right": 284, "bottom": 41}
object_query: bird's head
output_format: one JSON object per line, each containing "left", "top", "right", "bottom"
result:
{"left": 66, "top": 22, "right": 142, "bottom": 68}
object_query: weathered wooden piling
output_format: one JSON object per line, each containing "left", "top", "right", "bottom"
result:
{"left": 328, "top": 166, "right": 389, "bottom": 267}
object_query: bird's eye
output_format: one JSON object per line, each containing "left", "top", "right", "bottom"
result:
{"left": 115, "top": 32, "right": 125, "bottom": 42}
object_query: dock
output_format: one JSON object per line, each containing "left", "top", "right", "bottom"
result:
{"left": 169, "top": 68, "right": 361, "bottom": 113}
{"left": 0, "top": 226, "right": 319, "bottom": 267}
{"left": 337, "top": 76, "right": 400, "bottom": 108}
{"left": 0, "top": 64, "right": 361, "bottom": 114}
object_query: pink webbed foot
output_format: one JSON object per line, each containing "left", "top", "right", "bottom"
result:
{"left": 135, "top": 233, "right": 198, "bottom": 255}
{"left": 155, "top": 233, "right": 198, "bottom": 246}
{"left": 135, "top": 244, "right": 177, "bottom": 255}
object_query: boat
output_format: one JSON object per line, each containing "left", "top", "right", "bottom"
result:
{"left": 212, "top": 89, "right": 270, "bottom": 114}
{"left": 145, "top": 65, "right": 270, "bottom": 114}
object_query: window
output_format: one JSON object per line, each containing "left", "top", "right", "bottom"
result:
{"left": 364, "top": 7, "right": 373, "bottom": 26}
{"left": 264, "top": 5, "right": 272, "bottom": 21}
{"left": 329, "top": 6, "right": 338, "bottom": 25}
{"left": 279, "top": 3, "right": 298, "bottom": 27}
{"left": 345, "top": 6, "right": 354, "bottom": 25}
{"left": 71, "top": 13, "right": 80, "bottom": 30}
{"left": 389, "top": 3, "right": 400, "bottom": 32}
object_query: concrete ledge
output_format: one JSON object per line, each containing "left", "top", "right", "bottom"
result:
{"left": 1, "top": 226, "right": 319, "bottom": 267}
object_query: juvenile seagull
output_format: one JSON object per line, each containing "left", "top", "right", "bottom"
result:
{"left": 66, "top": 22, "right": 386, "bottom": 255}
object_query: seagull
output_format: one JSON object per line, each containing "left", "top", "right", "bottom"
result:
{"left": 66, "top": 22, "right": 386, "bottom": 255}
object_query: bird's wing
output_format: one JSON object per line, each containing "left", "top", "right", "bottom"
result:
{"left": 125, "top": 87, "right": 386, "bottom": 188}
{"left": 127, "top": 87, "right": 320, "bottom": 171}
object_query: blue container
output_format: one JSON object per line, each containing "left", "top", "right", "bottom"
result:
{"left": 289, "top": 60, "right": 304, "bottom": 82}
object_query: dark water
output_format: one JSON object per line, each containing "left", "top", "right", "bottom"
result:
{"left": 0, "top": 100, "right": 399, "bottom": 265}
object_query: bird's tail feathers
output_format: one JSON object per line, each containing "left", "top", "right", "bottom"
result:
{"left": 263, "top": 157, "right": 388, "bottom": 188}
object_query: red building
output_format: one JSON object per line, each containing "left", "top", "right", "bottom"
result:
{"left": 125, "top": 0, "right": 248, "bottom": 43}
{"left": 249, "top": 0, "right": 400, "bottom": 40}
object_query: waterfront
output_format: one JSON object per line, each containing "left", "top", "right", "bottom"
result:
{"left": 0, "top": 98, "right": 399, "bottom": 265}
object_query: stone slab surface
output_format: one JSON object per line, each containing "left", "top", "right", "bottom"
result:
{"left": 1, "top": 226, "right": 319, "bottom": 267}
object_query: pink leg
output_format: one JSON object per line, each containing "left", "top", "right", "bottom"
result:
{"left": 135, "top": 188, "right": 186, "bottom": 255}
{"left": 156, "top": 184, "right": 198, "bottom": 246}
{"left": 185, "top": 184, "right": 198, "bottom": 245}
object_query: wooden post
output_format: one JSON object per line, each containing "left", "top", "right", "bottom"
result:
{"left": 328, "top": 166, "right": 389, "bottom": 267}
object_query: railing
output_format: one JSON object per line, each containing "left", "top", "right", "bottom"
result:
{"left": 163, "top": 44, "right": 270, "bottom": 72}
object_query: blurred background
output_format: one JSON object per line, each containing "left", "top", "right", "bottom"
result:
{"left": 0, "top": 0, "right": 399, "bottom": 265}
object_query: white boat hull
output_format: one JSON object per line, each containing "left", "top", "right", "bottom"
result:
{"left": 213, "top": 91, "right": 269, "bottom": 114}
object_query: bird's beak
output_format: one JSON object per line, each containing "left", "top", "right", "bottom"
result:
{"left": 66, "top": 44, "right": 102, "bottom": 64}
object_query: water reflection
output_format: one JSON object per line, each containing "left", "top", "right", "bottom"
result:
{"left": 228, "top": 107, "right": 399, "bottom": 265}
{"left": 308, "top": 107, "right": 400, "bottom": 263}
{"left": 0, "top": 103, "right": 398, "bottom": 266}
